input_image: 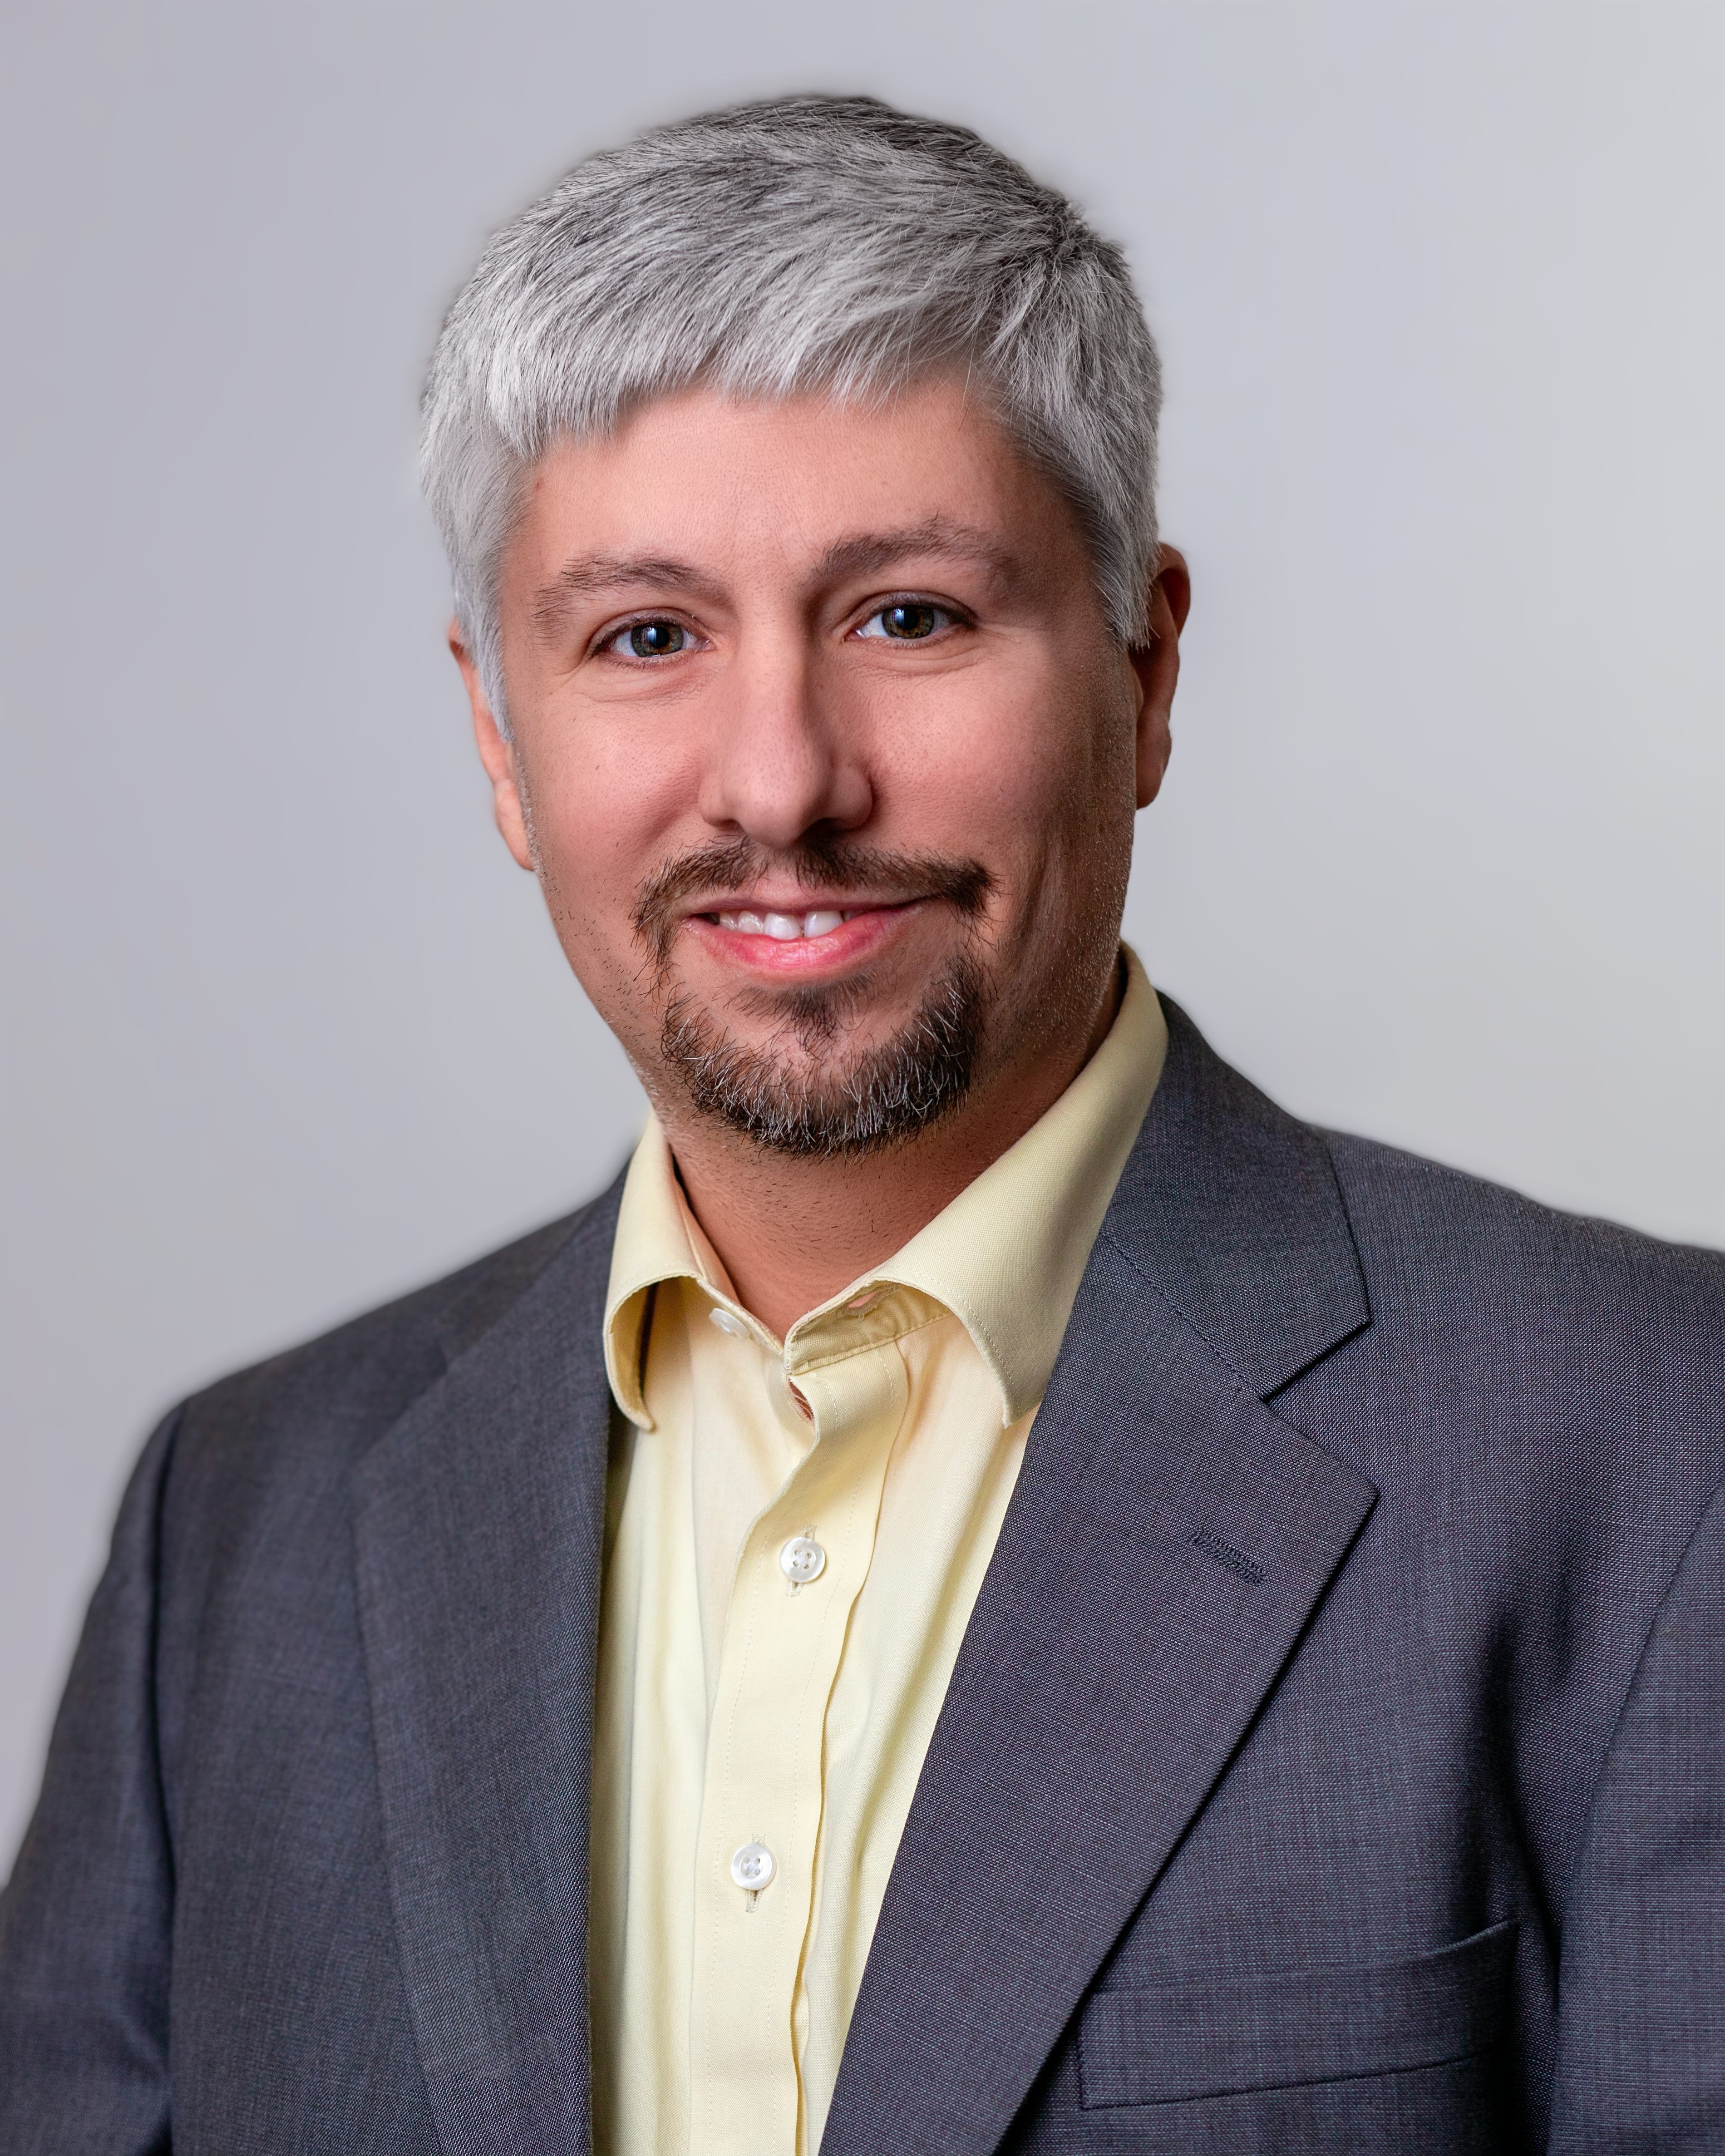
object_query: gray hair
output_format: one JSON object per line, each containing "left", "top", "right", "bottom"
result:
{"left": 421, "top": 95, "right": 1162, "bottom": 731}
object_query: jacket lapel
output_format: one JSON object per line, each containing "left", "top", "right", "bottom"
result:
{"left": 822, "top": 1002, "right": 1378, "bottom": 2154}
{"left": 352, "top": 1190, "right": 621, "bottom": 2156}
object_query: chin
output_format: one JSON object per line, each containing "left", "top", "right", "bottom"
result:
{"left": 658, "top": 952, "right": 990, "bottom": 1158}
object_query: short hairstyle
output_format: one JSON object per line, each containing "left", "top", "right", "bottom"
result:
{"left": 421, "top": 94, "right": 1162, "bottom": 731}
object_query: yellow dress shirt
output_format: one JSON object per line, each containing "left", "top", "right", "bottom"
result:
{"left": 590, "top": 947, "right": 1167, "bottom": 2156}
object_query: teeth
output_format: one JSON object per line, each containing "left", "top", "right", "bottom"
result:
{"left": 716, "top": 909, "right": 852, "bottom": 939}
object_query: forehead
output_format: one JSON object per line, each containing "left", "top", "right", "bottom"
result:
{"left": 503, "top": 376, "right": 1090, "bottom": 594}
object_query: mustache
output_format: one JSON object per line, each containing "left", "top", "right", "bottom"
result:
{"left": 631, "top": 836, "right": 994, "bottom": 965}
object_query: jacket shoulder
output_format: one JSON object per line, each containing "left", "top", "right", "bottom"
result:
{"left": 1307, "top": 1126, "right": 1724, "bottom": 1527}
{"left": 175, "top": 1175, "right": 623, "bottom": 1459}
{"left": 1322, "top": 1124, "right": 1725, "bottom": 1325}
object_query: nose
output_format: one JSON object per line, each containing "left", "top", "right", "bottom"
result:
{"left": 696, "top": 631, "right": 873, "bottom": 850}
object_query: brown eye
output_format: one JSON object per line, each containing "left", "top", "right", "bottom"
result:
{"left": 856, "top": 601, "right": 953, "bottom": 643}
{"left": 625, "top": 620, "right": 686, "bottom": 657}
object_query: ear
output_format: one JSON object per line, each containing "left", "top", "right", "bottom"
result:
{"left": 450, "top": 621, "right": 535, "bottom": 872}
{"left": 1127, "top": 546, "right": 1191, "bottom": 810}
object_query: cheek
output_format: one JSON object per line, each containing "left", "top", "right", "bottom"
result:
{"left": 520, "top": 722, "right": 693, "bottom": 955}
{"left": 888, "top": 657, "right": 1127, "bottom": 863}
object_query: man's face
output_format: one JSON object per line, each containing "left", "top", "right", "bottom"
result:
{"left": 463, "top": 377, "right": 1180, "bottom": 1155}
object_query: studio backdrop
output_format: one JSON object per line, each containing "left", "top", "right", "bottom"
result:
{"left": 2, "top": 0, "right": 1720, "bottom": 1869}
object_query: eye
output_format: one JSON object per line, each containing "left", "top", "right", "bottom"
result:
{"left": 855, "top": 601, "right": 953, "bottom": 642}
{"left": 605, "top": 619, "right": 689, "bottom": 659}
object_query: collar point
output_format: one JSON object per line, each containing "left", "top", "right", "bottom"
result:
{"left": 998, "top": 1384, "right": 1042, "bottom": 1430}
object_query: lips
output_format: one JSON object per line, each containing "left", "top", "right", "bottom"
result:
{"left": 688, "top": 899, "right": 918, "bottom": 974}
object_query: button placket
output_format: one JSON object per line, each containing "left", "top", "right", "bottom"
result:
{"left": 688, "top": 1336, "right": 909, "bottom": 2156}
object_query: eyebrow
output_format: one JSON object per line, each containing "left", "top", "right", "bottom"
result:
{"left": 531, "top": 554, "right": 721, "bottom": 637}
{"left": 530, "top": 516, "right": 1024, "bottom": 639}
{"left": 814, "top": 518, "right": 1022, "bottom": 594}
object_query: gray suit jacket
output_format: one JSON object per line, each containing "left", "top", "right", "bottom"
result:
{"left": 3, "top": 1003, "right": 1722, "bottom": 2153}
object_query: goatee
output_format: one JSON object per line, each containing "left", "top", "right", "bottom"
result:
{"left": 659, "top": 953, "right": 989, "bottom": 1159}
{"left": 634, "top": 836, "right": 994, "bottom": 1160}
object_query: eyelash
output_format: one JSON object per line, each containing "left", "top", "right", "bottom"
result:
{"left": 852, "top": 599, "right": 963, "bottom": 643}
{"left": 598, "top": 616, "right": 699, "bottom": 661}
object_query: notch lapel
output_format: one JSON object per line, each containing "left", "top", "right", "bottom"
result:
{"left": 822, "top": 1002, "right": 1378, "bottom": 2155}
{"left": 352, "top": 1194, "right": 620, "bottom": 2156}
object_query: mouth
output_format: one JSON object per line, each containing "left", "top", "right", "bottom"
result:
{"left": 685, "top": 897, "right": 923, "bottom": 974}
{"left": 711, "top": 907, "right": 870, "bottom": 942}
{"left": 634, "top": 843, "right": 993, "bottom": 974}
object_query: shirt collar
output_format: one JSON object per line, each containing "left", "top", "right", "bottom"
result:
{"left": 603, "top": 945, "right": 1167, "bottom": 1430}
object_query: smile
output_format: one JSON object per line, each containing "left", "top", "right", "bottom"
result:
{"left": 713, "top": 910, "right": 860, "bottom": 941}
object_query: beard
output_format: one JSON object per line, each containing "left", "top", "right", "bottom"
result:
{"left": 633, "top": 836, "right": 995, "bottom": 1160}
{"left": 659, "top": 952, "right": 989, "bottom": 1158}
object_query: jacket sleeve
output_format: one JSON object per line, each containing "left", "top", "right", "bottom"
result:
{"left": 1546, "top": 1472, "right": 1725, "bottom": 2153}
{"left": 0, "top": 1409, "right": 181, "bottom": 2155}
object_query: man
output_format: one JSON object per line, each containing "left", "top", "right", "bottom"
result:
{"left": 1, "top": 92, "right": 1720, "bottom": 2156}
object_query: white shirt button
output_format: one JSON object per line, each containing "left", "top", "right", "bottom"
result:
{"left": 778, "top": 1534, "right": 826, "bottom": 1585}
{"left": 708, "top": 1306, "right": 748, "bottom": 1338}
{"left": 730, "top": 1841, "right": 775, "bottom": 1892}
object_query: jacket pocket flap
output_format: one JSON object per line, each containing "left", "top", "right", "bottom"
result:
{"left": 1078, "top": 1919, "right": 1517, "bottom": 2108}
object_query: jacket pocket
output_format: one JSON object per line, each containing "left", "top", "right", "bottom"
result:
{"left": 1078, "top": 1919, "right": 1517, "bottom": 2108}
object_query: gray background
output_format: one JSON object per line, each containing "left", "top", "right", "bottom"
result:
{"left": 2, "top": 0, "right": 1720, "bottom": 1871}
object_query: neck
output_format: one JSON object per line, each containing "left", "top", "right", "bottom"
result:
{"left": 654, "top": 963, "right": 1123, "bottom": 1340}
